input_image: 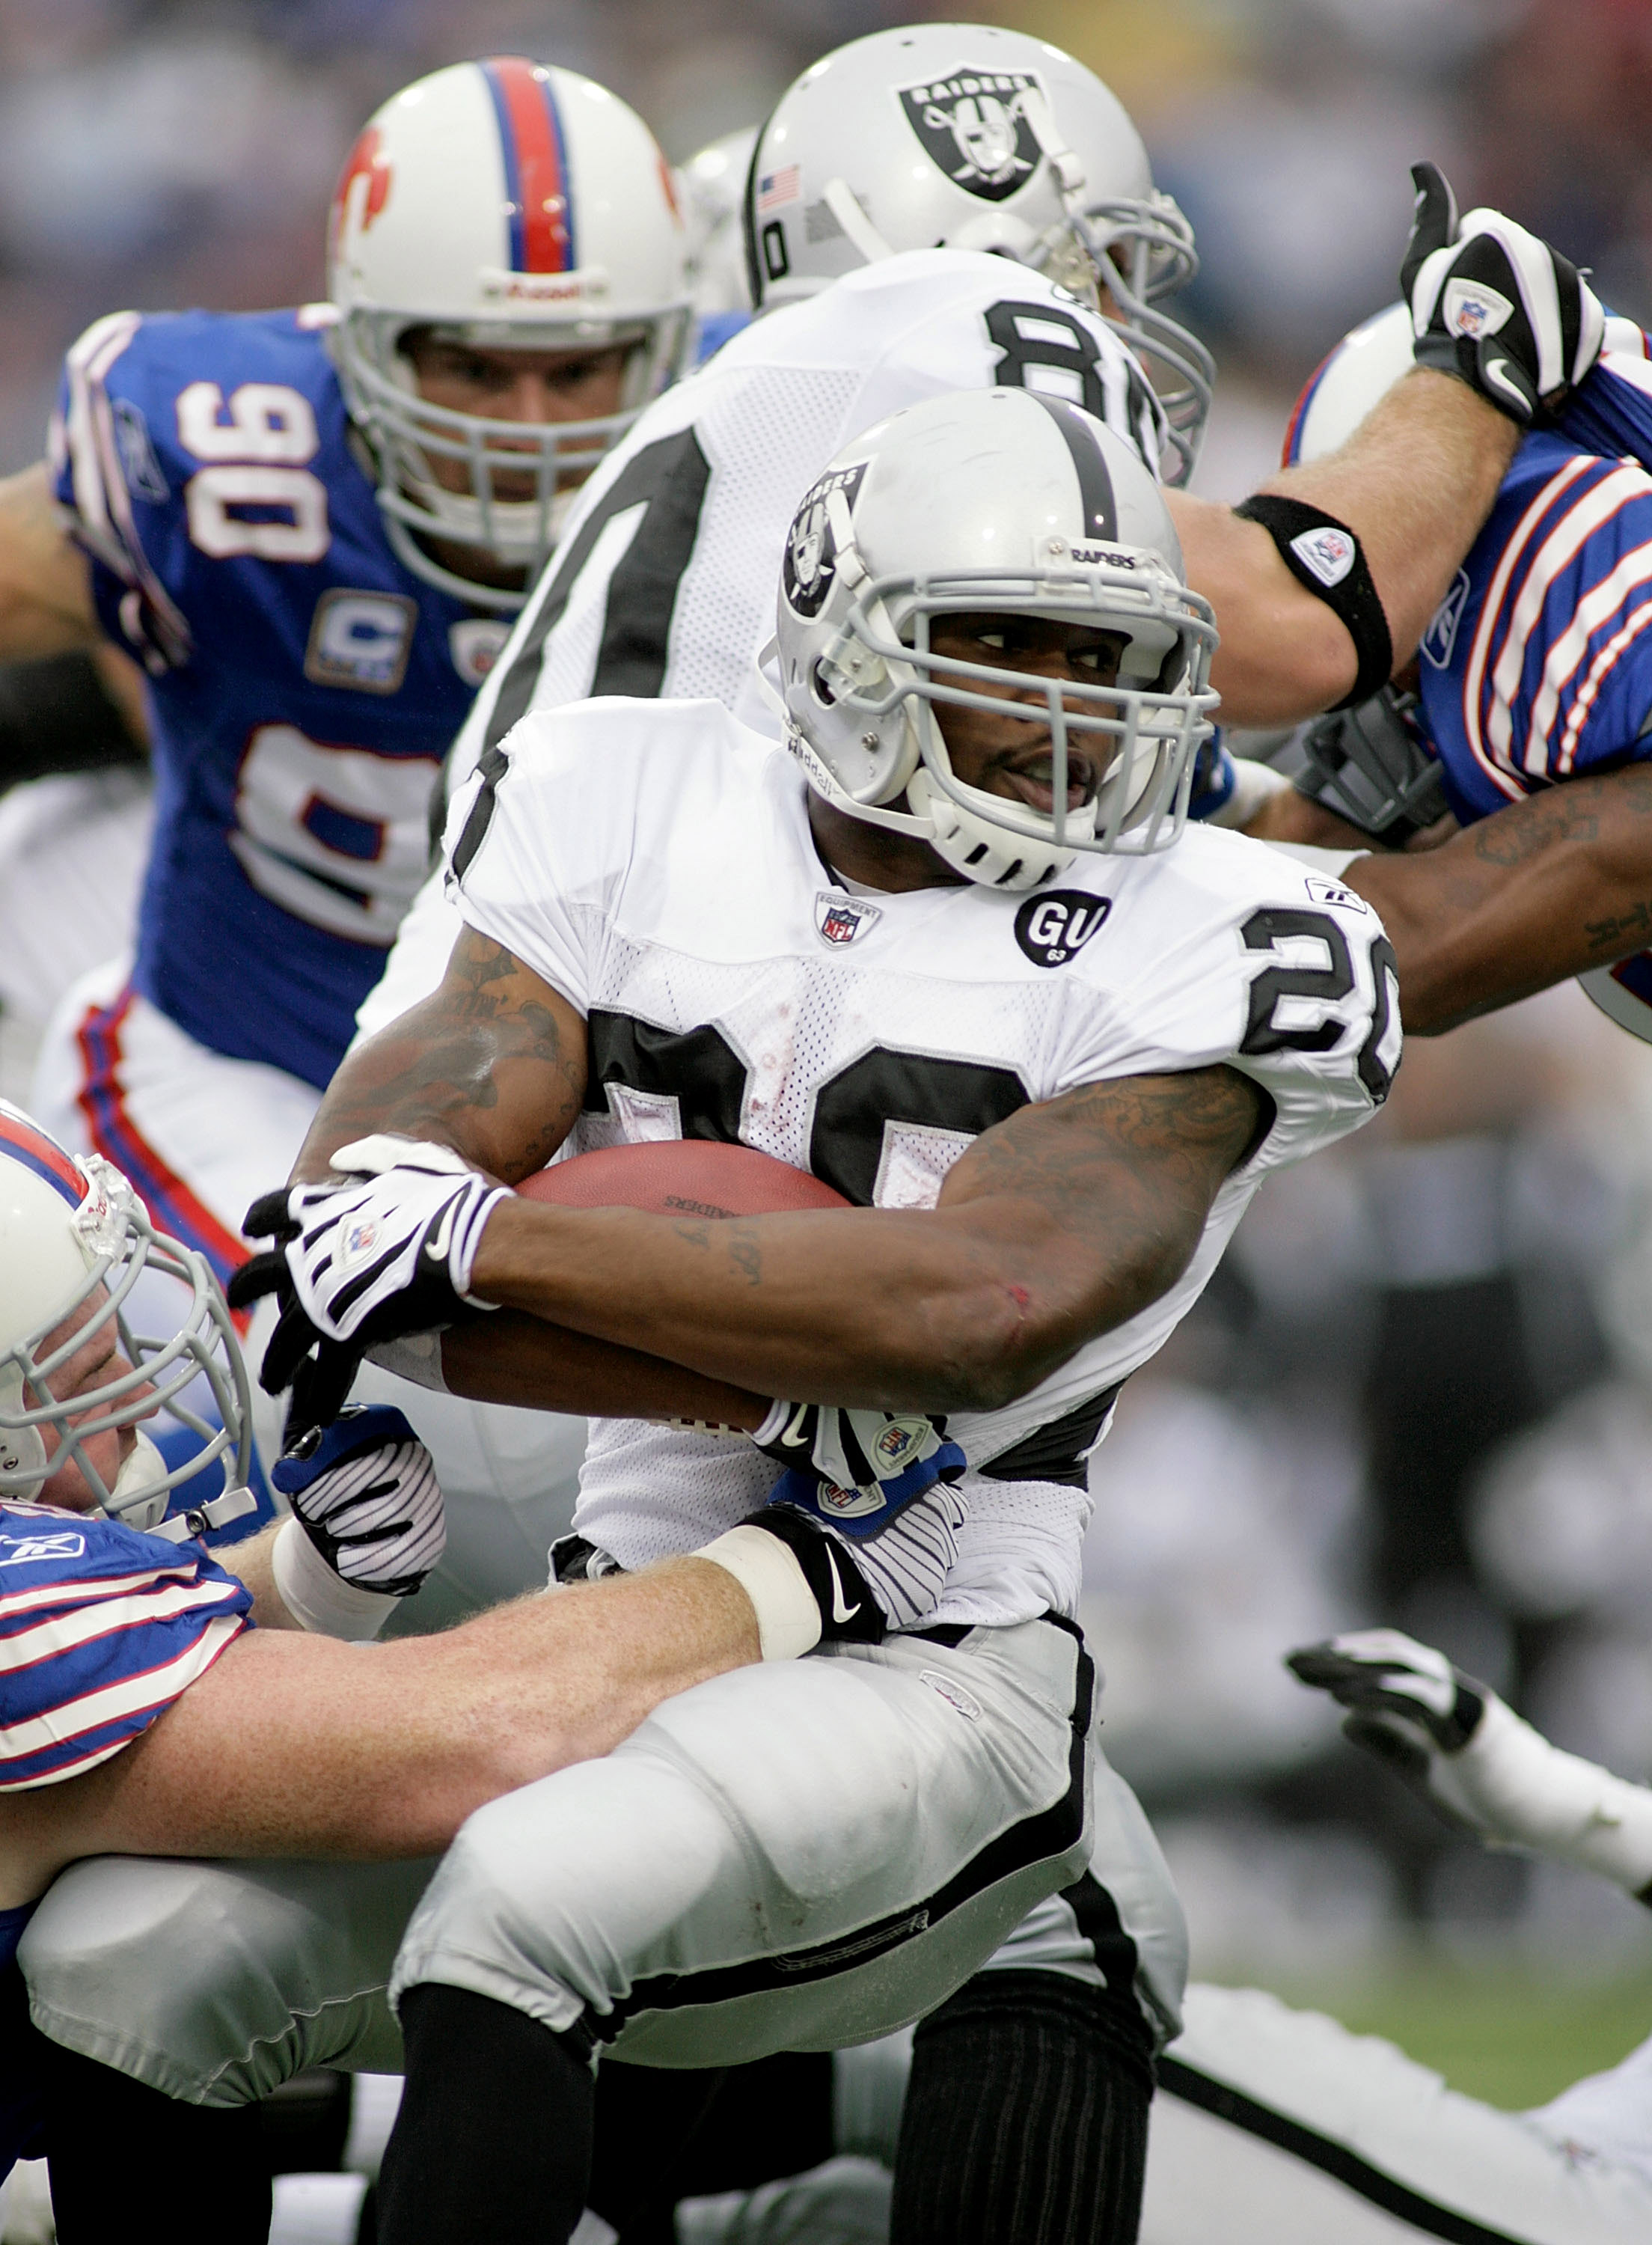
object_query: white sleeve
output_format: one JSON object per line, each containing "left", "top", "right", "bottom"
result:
{"left": 441, "top": 709, "right": 638, "bottom": 1015}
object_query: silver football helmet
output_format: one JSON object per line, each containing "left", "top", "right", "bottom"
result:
{"left": 776, "top": 386, "right": 1217, "bottom": 891}
{"left": 744, "top": 23, "right": 1213, "bottom": 482}
{"left": 0, "top": 1102, "right": 254, "bottom": 1537}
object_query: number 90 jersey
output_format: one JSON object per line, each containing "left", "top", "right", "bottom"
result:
{"left": 52, "top": 308, "right": 486, "bottom": 1091}
{"left": 450, "top": 700, "right": 1399, "bottom": 1627}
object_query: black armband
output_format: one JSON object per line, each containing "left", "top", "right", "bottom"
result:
{"left": 1233, "top": 494, "right": 1393, "bottom": 710}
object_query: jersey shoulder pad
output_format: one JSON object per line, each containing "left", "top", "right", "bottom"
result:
{"left": 1067, "top": 826, "right": 1400, "bottom": 1145}
{"left": 0, "top": 1500, "right": 251, "bottom": 1791}
{"left": 52, "top": 308, "right": 343, "bottom": 669}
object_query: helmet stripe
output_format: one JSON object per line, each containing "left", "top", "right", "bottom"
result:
{"left": 0, "top": 1110, "right": 87, "bottom": 1209}
{"left": 480, "top": 57, "right": 575, "bottom": 274}
{"left": 1025, "top": 394, "right": 1116, "bottom": 543}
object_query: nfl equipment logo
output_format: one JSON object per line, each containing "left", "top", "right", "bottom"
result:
{"left": 1288, "top": 526, "right": 1355, "bottom": 590}
{"left": 1443, "top": 277, "right": 1512, "bottom": 340}
{"left": 821, "top": 1481, "right": 886, "bottom": 1519}
{"left": 343, "top": 1217, "right": 381, "bottom": 1262}
{"left": 876, "top": 1423, "right": 917, "bottom": 1466}
{"left": 899, "top": 68, "right": 1044, "bottom": 204}
{"left": 814, "top": 890, "right": 881, "bottom": 947}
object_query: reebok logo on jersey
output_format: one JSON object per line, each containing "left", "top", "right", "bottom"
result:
{"left": 1014, "top": 890, "right": 1110, "bottom": 968}
{"left": 1422, "top": 569, "right": 1471, "bottom": 670}
{"left": 814, "top": 891, "right": 881, "bottom": 947}
{"left": 1443, "top": 277, "right": 1513, "bottom": 339}
{"left": 1288, "top": 526, "right": 1355, "bottom": 590}
{"left": 0, "top": 1531, "right": 87, "bottom": 1567}
{"left": 920, "top": 1669, "right": 982, "bottom": 1720}
{"left": 899, "top": 68, "right": 1044, "bottom": 203}
{"left": 1304, "top": 874, "right": 1369, "bottom": 916}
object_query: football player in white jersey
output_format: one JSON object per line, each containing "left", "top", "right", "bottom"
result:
{"left": 34, "top": 390, "right": 1402, "bottom": 2245}
{"left": 362, "top": 26, "right": 1589, "bottom": 1054}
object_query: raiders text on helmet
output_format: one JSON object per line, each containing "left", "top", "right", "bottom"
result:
{"left": 329, "top": 57, "right": 691, "bottom": 609}
{"left": 0, "top": 1102, "right": 253, "bottom": 1535}
{"left": 775, "top": 385, "right": 1217, "bottom": 891}
{"left": 743, "top": 23, "right": 1213, "bottom": 482}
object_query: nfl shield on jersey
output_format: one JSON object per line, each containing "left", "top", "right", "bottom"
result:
{"left": 51, "top": 307, "right": 498, "bottom": 1091}
{"left": 446, "top": 698, "right": 1398, "bottom": 1626}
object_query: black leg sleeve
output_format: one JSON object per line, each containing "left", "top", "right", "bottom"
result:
{"left": 43, "top": 2043, "right": 272, "bottom": 2245}
{"left": 375, "top": 1985, "right": 595, "bottom": 2245}
{"left": 890, "top": 1970, "right": 1155, "bottom": 2245}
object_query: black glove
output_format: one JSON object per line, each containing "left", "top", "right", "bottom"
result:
{"left": 1402, "top": 161, "right": 1604, "bottom": 424}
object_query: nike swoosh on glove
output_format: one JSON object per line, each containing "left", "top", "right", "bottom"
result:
{"left": 1401, "top": 160, "right": 1604, "bottom": 424}
{"left": 753, "top": 1469, "right": 967, "bottom": 1635}
{"left": 229, "top": 1135, "right": 509, "bottom": 1410}
{"left": 271, "top": 1402, "right": 446, "bottom": 1598}
{"left": 749, "top": 1402, "right": 967, "bottom": 1539}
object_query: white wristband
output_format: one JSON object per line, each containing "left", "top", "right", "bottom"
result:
{"left": 1207, "top": 757, "right": 1294, "bottom": 831}
{"left": 1446, "top": 1694, "right": 1652, "bottom": 1897}
{"left": 692, "top": 1524, "right": 822, "bottom": 1661}
{"left": 272, "top": 1516, "right": 400, "bottom": 1642}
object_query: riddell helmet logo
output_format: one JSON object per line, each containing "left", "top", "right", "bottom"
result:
{"left": 783, "top": 462, "right": 866, "bottom": 620}
{"left": 899, "top": 69, "right": 1044, "bottom": 203}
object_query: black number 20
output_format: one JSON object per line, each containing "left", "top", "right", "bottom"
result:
{"left": 585, "top": 1011, "right": 1027, "bottom": 1206}
{"left": 1239, "top": 908, "right": 1399, "bottom": 1105}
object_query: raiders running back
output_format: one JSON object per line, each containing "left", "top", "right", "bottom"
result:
{"left": 447, "top": 694, "right": 1398, "bottom": 1622}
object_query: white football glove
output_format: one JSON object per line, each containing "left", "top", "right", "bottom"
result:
{"left": 233, "top": 1136, "right": 509, "bottom": 1408}
{"left": 1289, "top": 1628, "right": 1652, "bottom": 1899}
{"left": 1402, "top": 160, "right": 1604, "bottom": 424}
{"left": 749, "top": 1402, "right": 967, "bottom": 1536}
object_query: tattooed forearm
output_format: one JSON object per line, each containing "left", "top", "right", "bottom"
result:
{"left": 292, "top": 928, "right": 590, "bottom": 1185}
{"left": 1585, "top": 899, "right": 1652, "bottom": 953}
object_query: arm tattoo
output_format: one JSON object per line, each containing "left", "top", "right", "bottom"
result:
{"left": 296, "top": 929, "right": 587, "bottom": 1184}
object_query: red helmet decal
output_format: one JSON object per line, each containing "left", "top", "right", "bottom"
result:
{"left": 332, "top": 124, "right": 393, "bottom": 257}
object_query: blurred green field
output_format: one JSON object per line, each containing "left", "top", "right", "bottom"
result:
{"left": 1215, "top": 1962, "right": 1652, "bottom": 2110}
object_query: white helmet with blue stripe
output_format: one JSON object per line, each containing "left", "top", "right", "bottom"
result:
{"left": 329, "top": 57, "right": 691, "bottom": 608}
{"left": 0, "top": 1103, "right": 252, "bottom": 1536}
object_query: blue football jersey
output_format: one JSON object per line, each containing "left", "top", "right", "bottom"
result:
{"left": 1415, "top": 344, "right": 1652, "bottom": 828}
{"left": 52, "top": 308, "right": 502, "bottom": 1090}
{"left": 0, "top": 1497, "right": 252, "bottom": 1790}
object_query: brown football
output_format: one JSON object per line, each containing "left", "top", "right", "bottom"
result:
{"left": 516, "top": 1140, "right": 849, "bottom": 1221}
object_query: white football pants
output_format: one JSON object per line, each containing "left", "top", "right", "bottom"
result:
{"left": 21, "top": 1625, "right": 1187, "bottom": 2101}
{"left": 30, "top": 958, "right": 585, "bottom": 1616}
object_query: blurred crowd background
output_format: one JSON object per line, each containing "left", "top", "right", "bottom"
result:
{"left": 7, "top": 0, "right": 1652, "bottom": 2006}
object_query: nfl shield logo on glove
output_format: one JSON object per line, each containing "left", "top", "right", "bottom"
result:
{"left": 1444, "top": 278, "right": 1512, "bottom": 338}
{"left": 820, "top": 1480, "right": 887, "bottom": 1520}
{"left": 341, "top": 1216, "right": 382, "bottom": 1266}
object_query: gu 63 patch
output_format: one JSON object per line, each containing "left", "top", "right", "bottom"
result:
{"left": 899, "top": 67, "right": 1044, "bottom": 203}
{"left": 1014, "top": 889, "right": 1110, "bottom": 968}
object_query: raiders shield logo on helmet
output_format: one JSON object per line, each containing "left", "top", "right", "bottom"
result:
{"left": 898, "top": 68, "right": 1044, "bottom": 204}
{"left": 783, "top": 461, "right": 866, "bottom": 620}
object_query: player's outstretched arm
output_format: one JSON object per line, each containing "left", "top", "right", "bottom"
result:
{"left": 1289, "top": 1630, "right": 1652, "bottom": 1903}
{"left": 1169, "top": 369, "right": 1518, "bottom": 727}
{"left": 1342, "top": 763, "right": 1652, "bottom": 1033}
{"left": 0, "top": 1554, "right": 759, "bottom": 1908}
{"left": 0, "top": 464, "right": 101, "bottom": 665}
{"left": 466, "top": 1063, "right": 1264, "bottom": 1414}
